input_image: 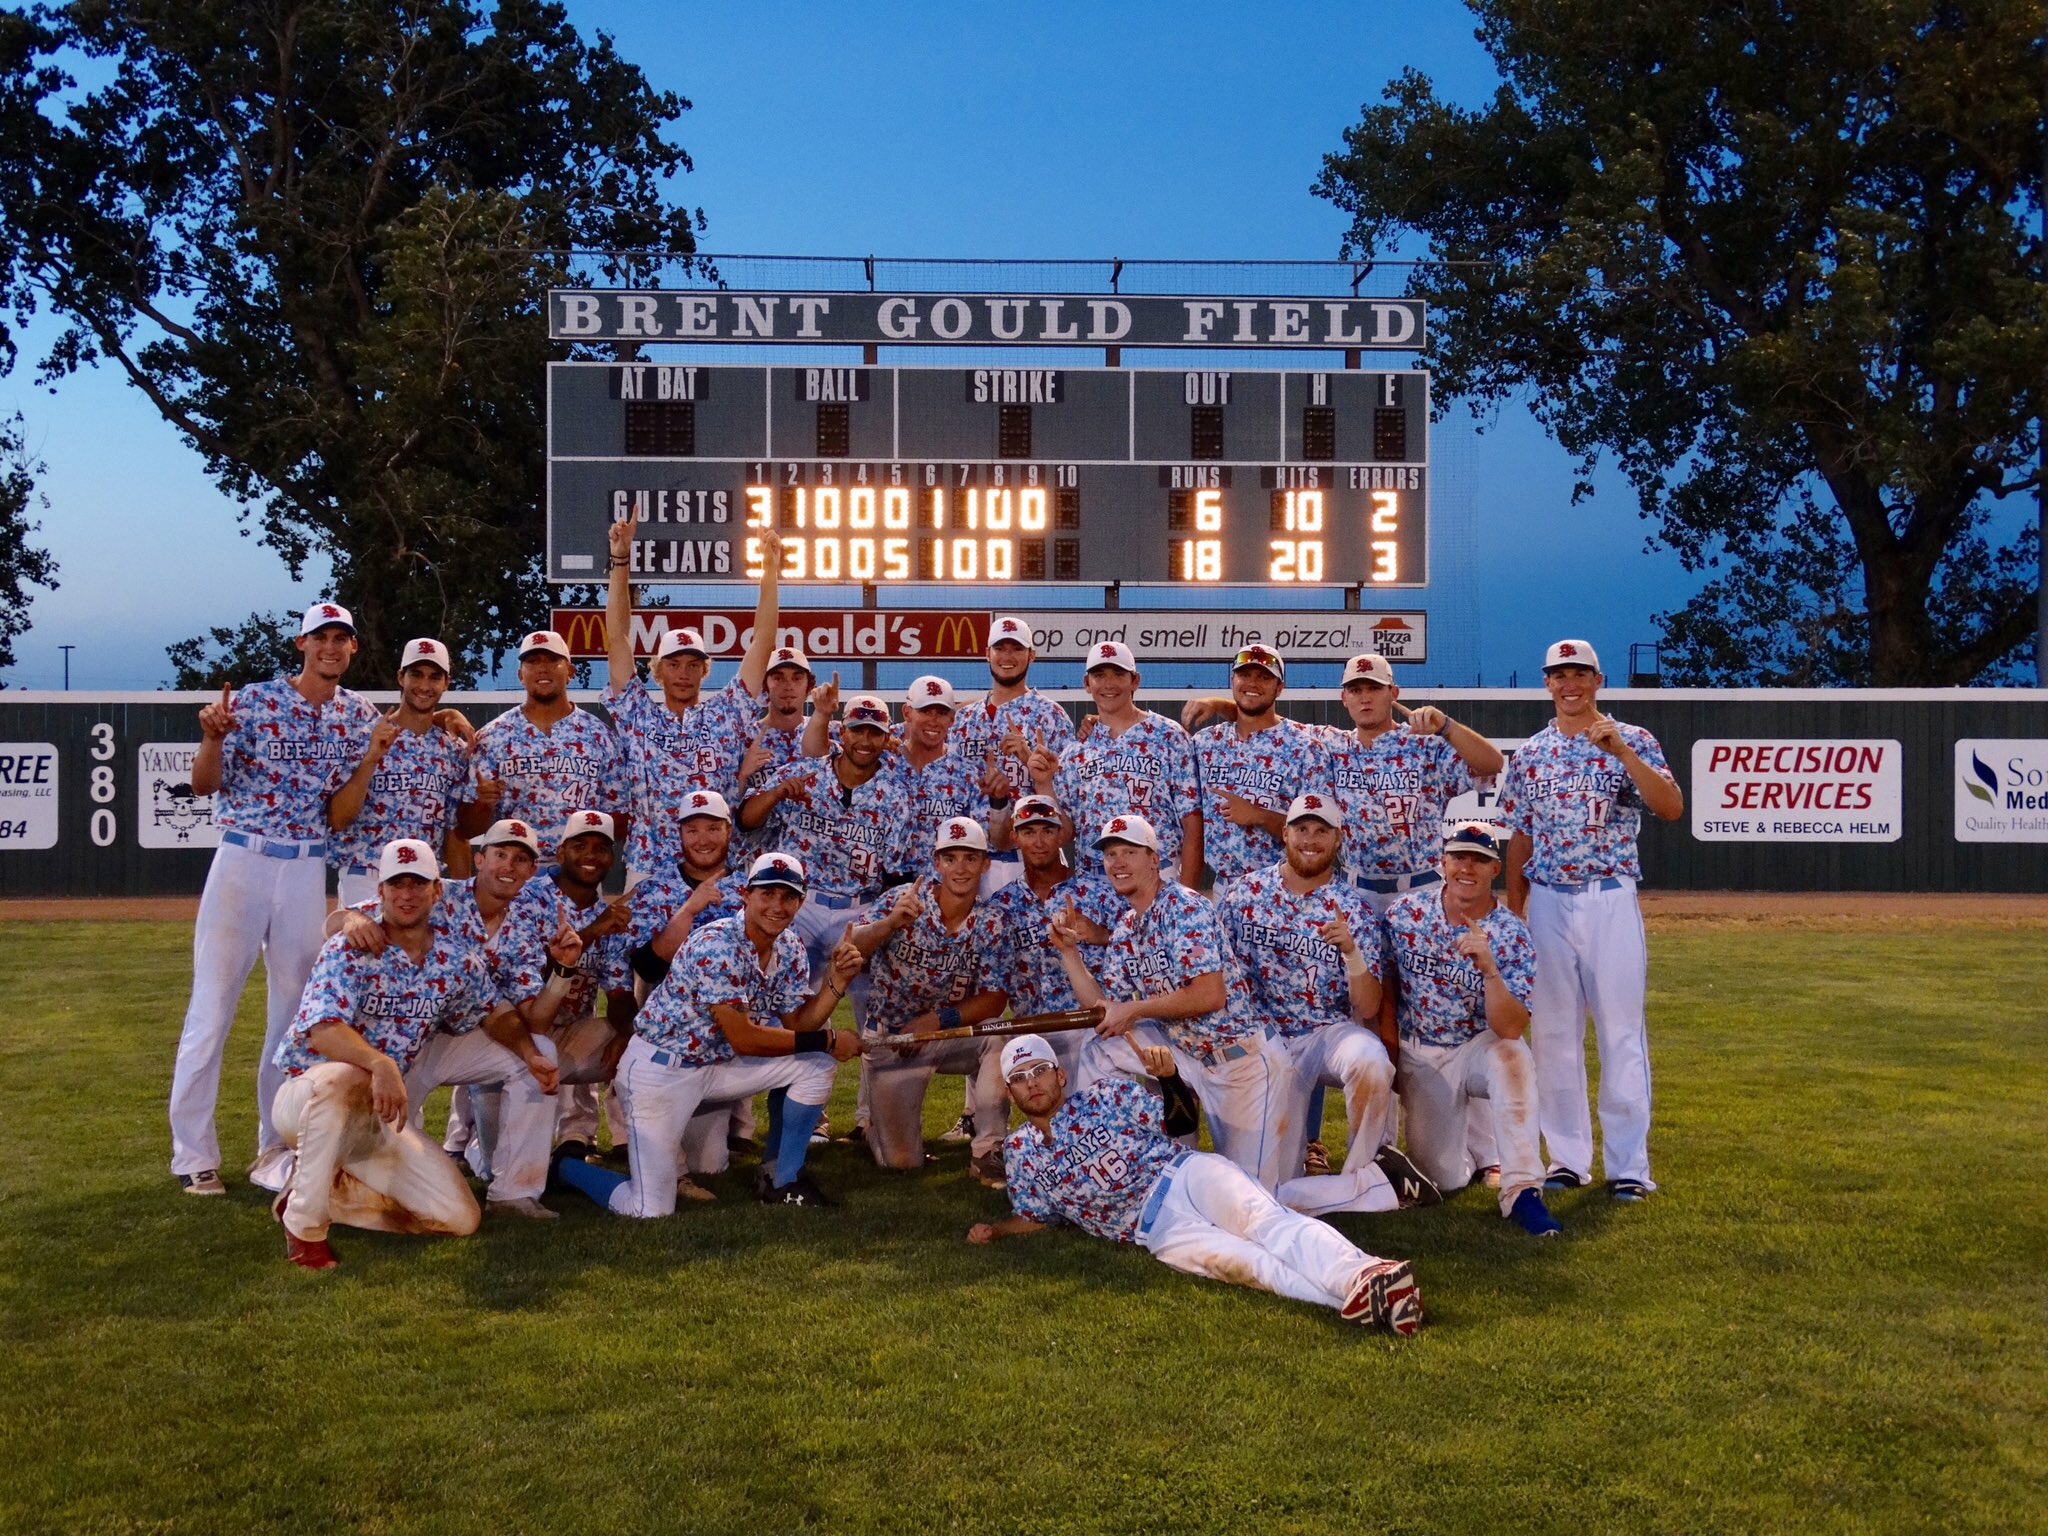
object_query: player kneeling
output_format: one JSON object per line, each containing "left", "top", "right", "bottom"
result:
{"left": 270, "top": 840, "right": 551, "bottom": 1270}
{"left": 550, "top": 854, "right": 862, "bottom": 1215}
{"left": 1281, "top": 823, "right": 1561, "bottom": 1237}
{"left": 968, "top": 1036, "right": 1421, "bottom": 1333}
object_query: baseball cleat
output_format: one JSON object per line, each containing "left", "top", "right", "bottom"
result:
{"left": 809, "top": 1117, "right": 832, "bottom": 1145}
{"left": 274, "top": 1193, "right": 337, "bottom": 1270}
{"left": 1303, "top": 1140, "right": 1332, "bottom": 1176}
{"left": 839, "top": 1123, "right": 868, "bottom": 1146}
{"left": 1543, "top": 1168, "right": 1588, "bottom": 1191}
{"left": 487, "top": 1196, "right": 560, "bottom": 1222}
{"left": 1507, "top": 1187, "right": 1563, "bottom": 1237}
{"left": 1476, "top": 1163, "right": 1502, "bottom": 1189}
{"left": 676, "top": 1174, "right": 717, "bottom": 1203}
{"left": 755, "top": 1168, "right": 837, "bottom": 1207}
{"left": 1343, "top": 1258, "right": 1423, "bottom": 1336}
{"left": 1608, "top": 1179, "right": 1651, "bottom": 1203}
{"left": 971, "top": 1150, "right": 1007, "bottom": 1189}
{"left": 178, "top": 1170, "right": 227, "bottom": 1196}
{"left": 939, "top": 1114, "right": 975, "bottom": 1144}
{"left": 1373, "top": 1145, "right": 1442, "bottom": 1208}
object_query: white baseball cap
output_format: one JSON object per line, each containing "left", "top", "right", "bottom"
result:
{"left": 765, "top": 645, "right": 813, "bottom": 677}
{"left": 299, "top": 601, "right": 355, "bottom": 637}
{"left": 656, "top": 626, "right": 709, "bottom": 660}
{"left": 1285, "top": 792, "right": 1343, "bottom": 827}
{"left": 472, "top": 817, "right": 541, "bottom": 855}
{"left": 557, "top": 809, "right": 616, "bottom": 846}
{"left": 1094, "top": 813, "right": 1160, "bottom": 852}
{"left": 989, "top": 616, "right": 1033, "bottom": 647}
{"left": 999, "top": 1034, "right": 1060, "bottom": 1082}
{"left": 1444, "top": 820, "right": 1506, "bottom": 861}
{"left": 906, "top": 675, "right": 957, "bottom": 710}
{"left": 678, "top": 789, "right": 731, "bottom": 823}
{"left": 1341, "top": 654, "right": 1395, "bottom": 687}
{"left": 400, "top": 637, "right": 451, "bottom": 673}
{"left": 745, "top": 852, "right": 808, "bottom": 892}
{"left": 1543, "top": 638, "right": 1600, "bottom": 672}
{"left": 1013, "top": 794, "right": 1062, "bottom": 827}
{"left": 1232, "top": 643, "right": 1284, "bottom": 679}
{"left": 843, "top": 694, "right": 892, "bottom": 728}
{"left": 934, "top": 816, "right": 988, "bottom": 853}
{"left": 518, "top": 629, "right": 571, "bottom": 660}
{"left": 1084, "top": 641, "right": 1138, "bottom": 674}
{"left": 377, "top": 838, "right": 440, "bottom": 882}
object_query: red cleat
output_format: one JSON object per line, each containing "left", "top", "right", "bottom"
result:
{"left": 274, "top": 1190, "right": 337, "bottom": 1270}
{"left": 1344, "top": 1258, "right": 1422, "bottom": 1336}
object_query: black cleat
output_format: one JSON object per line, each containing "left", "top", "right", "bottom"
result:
{"left": 755, "top": 1167, "right": 837, "bottom": 1207}
{"left": 1373, "top": 1145, "right": 1442, "bottom": 1208}
{"left": 1543, "top": 1168, "right": 1588, "bottom": 1191}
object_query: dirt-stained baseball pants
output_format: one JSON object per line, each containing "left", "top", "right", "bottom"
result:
{"left": 1074, "top": 1026, "right": 1295, "bottom": 1191}
{"left": 272, "top": 1063, "right": 481, "bottom": 1242}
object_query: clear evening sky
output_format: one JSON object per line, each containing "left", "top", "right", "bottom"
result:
{"left": 2, "top": 0, "right": 1700, "bottom": 690}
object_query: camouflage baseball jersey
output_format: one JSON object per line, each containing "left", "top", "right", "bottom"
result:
{"left": 1053, "top": 713, "right": 1199, "bottom": 876}
{"left": 1213, "top": 862, "right": 1384, "bottom": 1038}
{"left": 472, "top": 705, "right": 629, "bottom": 844}
{"left": 949, "top": 689, "right": 1076, "bottom": 802}
{"left": 213, "top": 678, "right": 381, "bottom": 844}
{"left": 1312, "top": 723, "right": 1476, "bottom": 881}
{"left": 1097, "top": 881, "right": 1259, "bottom": 1063}
{"left": 328, "top": 725, "right": 475, "bottom": 872}
{"left": 624, "top": 866, "right": 748, "bottom": 953}
{"left": 605, "top": 676, "right": 763, "bottom": 872}
{"left": 273, "top": 926, "right": 496, "bottom": 1077}
{"left": 633, "top": 914, "right": 811, "bottom": 1066}
{"left": 985, "top": 871, "right": 1123, "bottom": 1017}
{"left": 899, "top": 747, "right": 992, "bottom": 841}
{"left": 1495, "top": 720, "right": 1673, "bottom": 885}
{"left": 1004, "top": 1077, "right": 1184, "bottom": 1243}
{"left": 758, "top": 749, "right": 915, "bottom": 898}
{"left": 495, "top": 873, "right": 633, "bottom": 1022}
{"left": 734, "top": 722, "right": 811, "bottom": 860}
{"left": 1381, "top": 891, "right": 1537, "bottom": 1049}
{"left": 861, "top": 875, "right": 1010, "bottom": 1033}
{"left": 1192, "top": 718, "right": 1330, "bottom": 882}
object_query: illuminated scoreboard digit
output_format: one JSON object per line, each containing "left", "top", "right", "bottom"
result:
{"left": 546, "top": 363, "right": 1428, "bottom": 585}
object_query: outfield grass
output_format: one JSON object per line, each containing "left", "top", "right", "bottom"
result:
{"left": 1, "top": 915, "right": 2044, "bottom": 1535}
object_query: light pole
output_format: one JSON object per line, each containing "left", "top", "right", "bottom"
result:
{"left": 58, "top": 644, "right": 74, "bottom": 691}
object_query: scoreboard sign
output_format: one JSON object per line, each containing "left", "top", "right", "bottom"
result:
{"left": 548, "top": 361, "right": 1430, "bottom": 588}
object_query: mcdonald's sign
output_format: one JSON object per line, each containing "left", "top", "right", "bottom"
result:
{"left": 549, "top": 609, "right": 992, "bottom": 660}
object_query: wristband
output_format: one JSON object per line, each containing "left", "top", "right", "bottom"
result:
{"left": 1344, "top": 957, "right": 1373, "bottom": 980}
{"left": 938, "top": 1005, "right": 963, "bottom": 1029}
{"left": 987, "top": 793, "right": 1012, "bottom": 809}
{"left": 545, "top": 958, "right": 578, "bottom": 980}
{"left": 792, "top": 1029, "right": 830, "bottom": 1055}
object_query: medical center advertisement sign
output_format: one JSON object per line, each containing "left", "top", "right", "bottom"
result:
{"left": 1953, "top": 739, "right": 2048, "bottom": 843}
{"left": 1692, "top": 739, "right": 1902, "bottom": 842}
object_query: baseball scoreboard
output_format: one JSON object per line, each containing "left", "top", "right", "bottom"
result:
{"left": 546, "top": 290, "right": 1430, "bottom": 588}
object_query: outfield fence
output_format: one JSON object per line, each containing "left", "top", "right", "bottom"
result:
{"left": 1, "top": 689, "right": 2044, "bottom": 898}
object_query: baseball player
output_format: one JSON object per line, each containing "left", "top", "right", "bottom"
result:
{"left": 1500, "top": 639, "right": 1682, "bottom": 1201}
{"left": 328, "top": 637, "right": 477, "bottom": 906}
{"left": 268, "top": 839, "right": 539, "bottom": 1268}
{"left": 460, "top": 629, "right": 630, "bottom": 852}
{"left": 169, "top": 601, "right": 381, "bottom": 1196}
{"left": 493, "top": 812, "right": 638, "bottom": 1162}
{"left": 1187, "top": 645, "right": 1330, "bottom": 884}
{"left": 845, "top": 817, "right": 1012, "bottom": 1183}
{"left": 967, "top": 1035, "right": 1422, "bottom": 1334}
{"left": 1214, "top": 793, "right": 1428, "bottom": 1197}
{"left": 984, "top": 794, "right": 1121, "bottom": 1074}
{"left": 1053, "top": 814, "right": 1292, "bottom": 1190}
{"left": 549, "top": 853, "right": 863, "bottom": 1216}
{"left": 604, "top": 519, "right": 786, "bottom": 877}
{"left": 732, "top": 645, "right": 821, "bottom": 862}
{"left": 898, "top": 675, "right": 1005, "bottom": 834}
{"left": 1038, "top": 642, "right": 1201, "bottom": 888}
{"left": 1282, "top": 822, "right": 1560, "bottom": 1237}
{"left": 947, "top": 615, "right": 1077, "bottom": 895}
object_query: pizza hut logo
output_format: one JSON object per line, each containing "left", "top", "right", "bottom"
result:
{"left": 924, "top": 680, "right": 945, "bottom": 698}
{"left": 395, "top": 845, "right": 420, "bottom": 865}
{"left": 1558, "top": 643, "right": 1579, "bottom": 658}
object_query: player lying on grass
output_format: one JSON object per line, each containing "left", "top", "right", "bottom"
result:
{"left": 549, "top": 853, "right": 863, "bottom": 1215}
{"left": 1279, "top": 821, "right": 1561, "bottom": 1238}
{"left": 966, "top": 1035, "right": 1423, "bottom": 1335}
{"left": 268, "top": 839, "right": 560, "bottom": 1270}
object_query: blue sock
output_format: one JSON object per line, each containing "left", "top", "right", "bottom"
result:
{"left": 764, "top": 1088, "right": 787, "bottom": 1156}
{"left": 773, "top": 1101, "right": 825, "bottom": 1187}
{"left": 553, "top": 1153, "right": 627, "bottom": 1208}
{"left": 1306, "top": 1083, "right": 1328, "bottom": 1140}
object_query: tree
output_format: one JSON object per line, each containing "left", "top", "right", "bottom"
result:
{"left": 0, "top": 0, "right": 705, "bottom": 685}
{"left": 0, "top": 412, "right": 59, "bottom": 684}
{"left": 1316, "top": 0, "right": 2046, "bottom": 685}
{"left": 164, "top": 611, "right": 297, "bottom": 690}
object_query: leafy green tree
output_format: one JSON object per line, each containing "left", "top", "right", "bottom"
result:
{"left": 0, "top": 411, "right": 59, "bottom": 684}
{"left": 0, "top": 0, "right": 704, "bottom": 685}
{"left": 1317, "top": 0, "right": 2046, "bottom": 684}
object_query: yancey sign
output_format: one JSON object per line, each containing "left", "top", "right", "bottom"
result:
{"left": 1954, "top": 739, "right": 2048, "bottom": 843}
{"left": 1692, "top": 739, "right": 1902, "bottom": 842}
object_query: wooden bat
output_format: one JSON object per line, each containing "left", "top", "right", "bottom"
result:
{"left": 886, "top": 1005, "right": 1104, "bottom": 1045}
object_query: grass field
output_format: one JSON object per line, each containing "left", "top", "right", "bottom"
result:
{"left": 2, "top": 913, "right": 2044, "bottom": 1534}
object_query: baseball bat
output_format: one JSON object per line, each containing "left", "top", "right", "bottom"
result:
{"left": 887, "top": 1005, "right": 1104, "bottom": 1045}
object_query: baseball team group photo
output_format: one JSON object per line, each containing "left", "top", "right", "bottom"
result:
{"left": 1, "top": 2, "right": 2042, "bottom": 1532}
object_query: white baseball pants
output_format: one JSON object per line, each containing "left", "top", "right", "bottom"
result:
{"left": 1398, "top": 1030, "right": 1544, "bottom": 1213}
{"left": 1526, "top": 879, "right": 1655, "bottom": 1187}
{"left": 604, "top": 1036, "right": 837, "bottom": 1218}
{"left": 168, "top": 841, "right": 328, "bottom": 1177}
{"left": 336, "top": 870, "right": 378, "bottom": 909}
{"left": 862, "top": 1036, "right": 1010, "bottom": 1168}
{"left": 1272, "top": 1023, "right": 1395, "bottom": 1175}
{"left": 1074, "top": 1027, "right": 1295, "bottom": 1191}
{"left": 403, "top": 1030, "right": 556, "bottom": 1202}
{"left": 1140, "top": 1151, "right": 1391, "bottom": 1312}
{"left": 271, "top": 1063, "right": 481, "bottom": 1242}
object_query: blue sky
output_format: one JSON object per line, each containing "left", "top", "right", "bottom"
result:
{"left": 3, "top": 0, "right": 1698, "bottom": 690}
